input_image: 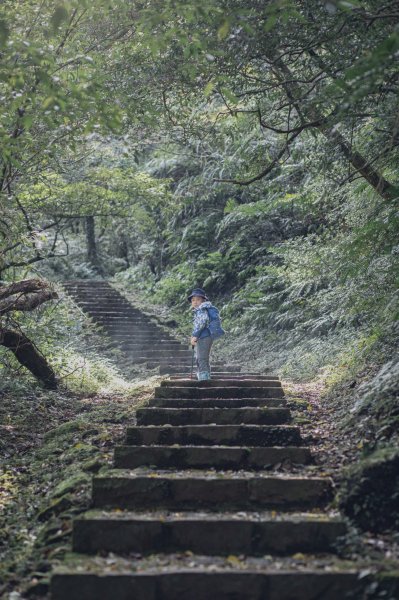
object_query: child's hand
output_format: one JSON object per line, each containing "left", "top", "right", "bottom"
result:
{"left": 190, "top": 336, "right": 198, "bottom": 346}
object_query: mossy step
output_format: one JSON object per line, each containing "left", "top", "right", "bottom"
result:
{"left": 72, "top": 510, "right": 347, "bottom": 555}
{"left": 148, "top": 398, "right": 287, "bottom": 409}
{"left": 148, "top": 362, "right": 228, "bottom": 368}
{"left": 168, "top": 375, "right": 278, "bottom": 380}
{"left": 108, "top": 339, "right": 183, "bottom": 346}
{"left": 50, "top": 567, "right": 398, "bottom": 600}
{"left": 91, "top": 315, "right": 158, "bottom": 321}
{"left": 117, "top": 347, "right": 192, "bottom": 353}
{"left": 74, "top": 301, "right": 138, "bottom": 308}
{"left": 158, "top": 365, "right": 239, "bottom": 373}
{"left": 136, "top": 407, "right": 291, "bottom": 426}
{"left": 154, "top": 387, "right": 285, "bottom": 399}
{"left": 116, "top": 340, "right": 185, "bottom": 346}
{"left": 160, "top": 380, "right": 282, "bottom": 388}
{"left": 88, "top": 314, "right": 155, "bottom": 320}
{"left": 126, "top": 424, "right": 301, "bottom": 447}
{"left": 113, "top": 445, "right": 312, "bottom": 470}
{"left": 109, "top": 340, "right": 182, "bottom": 345}
{"left": 104, "top": 327, "right": 175, "bottom": 333}
{"left": 115, "top": 351, "right": 193, "bottom": 359}
{"left": 92, "top": 470, "right": 333, "bottom": 510}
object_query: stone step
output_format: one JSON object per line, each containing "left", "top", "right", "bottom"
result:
{"left": 97, "top": 324, "right": 167, "bottom": 332}
{"left": 107, "top": 336, "right": 182, "bottom": 343}
{"left": 122, "top": 358, "right": 194, "bottom": 366}
{"left": 90, "top": 316, "right": 157, "bottom": 323}
{"left": 114, "top": 350, "right": 193, "bottom": 359}
{"left": 123, "top": 358, "right": 193, "bottom": 365}
{"left": 109, "top": 341, "right": 183, "bottom": 348}
{"left": 51, "top": 565, "right": 373, "bottom": 600}
{"left": 115, "top": 345, "right": 191, "bottom": 353}
{"left": 148, "top": 361, "right": 229, "bottom": 369}
{"left": 104, "top": 331, "right": 180, "bottom": 339}
{"left": 92, "top": 471, "right": 332, "bottom": 510}
{"left": 106, "top": 336, "right": 180, "bottom": 343}
{"left": 116, "top": 349, "right": 189, "bottom": 356}
{"left": 72, "top": 510, "right": 346, "bottom": 556}
{"left": 72, "top": 297, "right": 135, "bottom": 303}
{"left": 109, "top": 337, "right": 184, "bottom": 343}
{"left": 148, "top": 398, "right": 287, "bottom": 408}
{"left": 113, "top": 445, "right": 312, "bottom": 469}
{"left": 160, "top": 380, "right": 282, "bottom": 389}
{"left": 100, "top": 324, "right": 173, "bottom": 330}
{"left": 132, "top": 357, "right": 227, "bottom": 364}
{"left": 154, "top": 387, "right": 285, "bottom": 399}
{"left": 63, "top": 280, "right": 108, "bottom": 285}
{"left": 89, "top": 315, "right": 157, "bottom": 322}
{"left": 169, "top": 374, "right": 278, "bottom": 380}
{"left": 136, "top": 407, "right": 291, "bottom": 426}
{"left": 73, "top": 299, "right": 136, "bottom": 306}
{"left": 159, "top": 365, "right": 241, "bottom": 374}
{"left": 86, "top": 308, "right": 151, "bottom": 315}
{"left": 93, "top": 315, "right": 154, "bottom": 323}
{"left": 83, "top": 307, "right": 142, "bottom": 315}
{"left": 125, "top": 424, "right": 301, "bottom": 446}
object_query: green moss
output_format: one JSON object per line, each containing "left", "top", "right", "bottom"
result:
{"left": 338, "top": 447, "right": 399, "bottom": 533}
{"left": 37, "top": 494, "right": 73, "bottom": 522}
{"left": 44, "top": 420, "right": 92, "bottom": 443}
{"left": 61, "top": 443, "right": 98, "bottom": 462}
{"left": 52, "top": 472, "right": 90, "bottom": 498}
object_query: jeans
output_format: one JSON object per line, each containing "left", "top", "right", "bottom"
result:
{"left": 196, "top": 336, "right": 213, "bottom": 380}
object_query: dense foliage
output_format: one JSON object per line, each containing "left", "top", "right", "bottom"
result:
{"left": 0, "top": 0, "right": 398, "bottom": 395}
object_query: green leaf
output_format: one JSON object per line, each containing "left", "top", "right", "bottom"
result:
{"left": 0, "top": 18, "right": 9, "bottom": 48}
{"left": 51, "top": 5, "right": 69, "bottom": 31}
{"left": 204, "top": 81, "right": 215, "bottom": 97}
{"left": 217, "top": 19, "right": 230, "bottom": 41}
{"left": 221, "top": 87, "right": 238, "bottom": 104}
{"left": 263, "top": 14, "right": 278, "bottom": 32}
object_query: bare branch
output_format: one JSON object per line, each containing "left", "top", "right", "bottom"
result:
{"left": 0, "top": 289, "right": 58, "bottom": 315}
{"left": 213, "top": 130, "right": 302, "bottom": 186}
{"left": 0, "top": 279, "right": 49, "bottom": 301}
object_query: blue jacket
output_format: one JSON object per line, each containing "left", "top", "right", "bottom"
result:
{"left": 192, "top": 300, "right": 213, "bottom": 339}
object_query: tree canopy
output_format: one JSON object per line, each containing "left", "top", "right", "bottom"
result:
{"left": 0, "top": 0, "right": 398, "bottom": 386}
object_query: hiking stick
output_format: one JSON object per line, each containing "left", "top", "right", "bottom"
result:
{"left": 190, "top": 344, "right": 195, "bottom": 380}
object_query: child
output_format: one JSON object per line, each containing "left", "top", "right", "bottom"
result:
{"left": 187, "top": 288, "right": 224, "bottom": 381}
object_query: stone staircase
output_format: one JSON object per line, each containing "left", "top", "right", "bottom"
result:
{"left": 52, "top": 281, "right": 398, "bottom": 598}
{"left": 63, "top": 280, "right": 243, "bottom": 376}
{"left": 50, "top": 375, "right": 387, "bottom": 600}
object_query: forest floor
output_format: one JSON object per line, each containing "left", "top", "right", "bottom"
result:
{"left": 0, "top": 376, "right": 398, "bottom": 600}
{"left": 0, "top": 378, "right": 157, "bottom": 600}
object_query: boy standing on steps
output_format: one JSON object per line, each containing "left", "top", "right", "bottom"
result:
{"left": 188, "top": 288, "right": 225, "bottom": 381}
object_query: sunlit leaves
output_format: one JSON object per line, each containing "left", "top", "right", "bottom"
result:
{"left": 0, "top": 18, "right": 9, "bottom": 47}
{"left": 50, "top": 4, "right": 70, "bottom": 32}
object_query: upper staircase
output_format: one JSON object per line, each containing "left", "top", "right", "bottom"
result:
{"left": 63, "top": 280, "right": 240, "bottom": 376}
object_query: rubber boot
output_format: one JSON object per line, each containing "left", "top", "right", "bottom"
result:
{"left": 198, "top": 371, "right": 211, "bottom": 381}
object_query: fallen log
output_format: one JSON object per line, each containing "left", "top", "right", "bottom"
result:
{"left": 0, "top": 278, "right": 58, "bottom": 388}
{"left": 0, "top": 326, "right": 57, "bottom": 389}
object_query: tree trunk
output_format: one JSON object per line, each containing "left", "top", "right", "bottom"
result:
{"left": 272, "top": 57, "right": 397, "bottom": 201}
{"left": 322, "top": 126, "right": 396, "bottom": 201}
{"left": 0, "top": 326, "right": 57, "bottom": 389}
{"left": 85, "top": 215, "right": 102, "bottom": 272}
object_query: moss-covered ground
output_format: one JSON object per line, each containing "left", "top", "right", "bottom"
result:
{"left": 0, "top": 380, "right": 158, "bottom": 599}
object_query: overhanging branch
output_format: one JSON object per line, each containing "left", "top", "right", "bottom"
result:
{"left": 213, "top": 129, "right": 301, "bottom": 185}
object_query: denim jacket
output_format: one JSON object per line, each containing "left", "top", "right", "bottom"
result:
{"left": 191, "top": 301, "right": 212, "bottom": 339}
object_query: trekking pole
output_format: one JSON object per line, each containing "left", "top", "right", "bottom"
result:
{"left": 190, "top": 344, "right": 195, "bottom": 380}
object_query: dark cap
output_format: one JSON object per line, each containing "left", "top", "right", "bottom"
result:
{"left": 187, "top": 288, "right": 209, "bottom": 302}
